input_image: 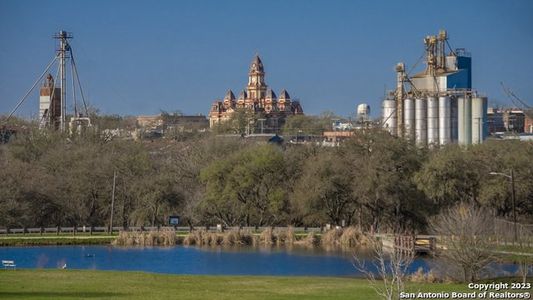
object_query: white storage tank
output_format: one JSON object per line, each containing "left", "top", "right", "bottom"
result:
{"left": 382, "top": 99, "right": 397, "bottom": 135}
{"left": 458, "top": 96, "right": 472, "bottom": 145}
{"left": 427, "top": 96, "right": 439, "bottom": 145}
{"left": 357, "top": 103, "right": 371, "bottom": 117}
{"left": 438, "top": 96, "right": 451, "bottom": 145}
{"left": 404, "top": 98, "right": 415, "bottom": 140}
{"left": 415, "top": 98, "right": 427, "bottom": 146}
{"left": 472, "top": 96, "right": 488, "bottom": 144}
{"left": 357, "top": 103, "right": 371, "bottom": 122}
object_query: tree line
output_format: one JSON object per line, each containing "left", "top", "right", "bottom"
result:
{"left": 1, "top": 119, "right": 532, "bottom": 232}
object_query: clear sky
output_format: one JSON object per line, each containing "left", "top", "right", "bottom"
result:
{"left": 1, "top": 0, "right": 532, "bottom": 118}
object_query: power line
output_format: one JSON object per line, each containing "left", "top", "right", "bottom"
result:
{"left": 5, "top": 56, "right": 58, "bottom": 122}
{"left": 70, "top": 48, "right": 90, "bottom": 116}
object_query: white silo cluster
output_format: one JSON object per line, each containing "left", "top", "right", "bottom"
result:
{"left": 383, "top": 93, "right": 488, "bottom": 146}
{"left": 381, "top": 30, "right": 488, "bottom": 146}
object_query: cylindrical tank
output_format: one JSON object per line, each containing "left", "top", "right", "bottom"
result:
{"left": 472, "top": 96, "right": 488, "bottom": 144}
{"left": 450, "top": 96, "right": 458, "bottom": 142}
{"left": 382, "top": 99, "right": 396, "bottom": 135}
{"left": 357, "top": 103, "right": 371, "bottom": 122}
{"left": 438, "top": 96, "right": 451, "bottom": 145}
{"left": 458, "top": 96, "right": 472, "bottom": 145}
{"left": 415, "top": 98, "right": 427, "bottom": 146}
{"left": 427, "top": 96, "right": 439, "bottom": 145}
{"left": 404, "top": 98, "right": 415, "bottom": 140}
{"left": 357, "top": 103, "right": 370, "bottom": 116}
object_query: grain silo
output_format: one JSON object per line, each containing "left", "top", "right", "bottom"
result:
{"left": 472, "top": 96, "right": 488, "bottom": 144}
{"left": 381, "top": 29, "right": 487, "bottom": 146}
{"left": 404, "top": 98, "right": 415, "bottom": 140}
{"left": 415, "top": 97, "right": 427, "bottom": 146}
{"left": 382, "top": 97, "right": 397, "bottom": 135}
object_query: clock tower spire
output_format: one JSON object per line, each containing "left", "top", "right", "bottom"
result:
{"left": 247, "top": 55, "right": 267, "bottom": 101}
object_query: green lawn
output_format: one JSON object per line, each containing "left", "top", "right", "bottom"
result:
{"left": 495, "top": 244, "right": 533, "bottom": 254}
{"left": 0, "top": 232, "right": 312, "bottom": 246}
{"left": 0, "top": 269, "right": 476, "bottom": 300}
{"left": 0, "top": 235, "right": 115, "bottom": 246}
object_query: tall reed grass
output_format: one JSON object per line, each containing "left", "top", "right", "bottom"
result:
{"left": 295, "top": 232, "right": 320, "bottom": 247}
{"left": 112, "top": 226, "right": 370, "bottom": 249}
{"left": 113, "top": 228, "right": 176, "bottom": 246}
{"left": 183, "top": 229, "right": 254, "bottom": 246}
{"left": 321, "top": 227, "right": 370, "bottom": 247}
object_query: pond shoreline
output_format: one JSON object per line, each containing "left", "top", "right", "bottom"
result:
{"left": 1, "top": 232, "right": 530, "bottom": 265}
{"left": 0, "top": 234, "right": 325, "bottom": 248}
{"left": 0, "top": 228, "right": 365, "bottom": 248}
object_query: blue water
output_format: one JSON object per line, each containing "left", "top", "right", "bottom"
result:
{"left": 0, "top": 245, "right": 426, "bottom": 276}
{"left": 0, "top": 245, "right": 515, "bottom": 277}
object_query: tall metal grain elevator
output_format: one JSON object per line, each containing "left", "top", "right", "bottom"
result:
{"left": 381, "top": 30, "right": 487, "bottom": 146}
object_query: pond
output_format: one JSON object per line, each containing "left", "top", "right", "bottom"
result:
{"left": 0, "top": 245, "right": 516, "bottom": 277}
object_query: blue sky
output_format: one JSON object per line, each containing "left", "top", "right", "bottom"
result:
{"left": 1, "top": 0, "right": 532, "bottom": 118}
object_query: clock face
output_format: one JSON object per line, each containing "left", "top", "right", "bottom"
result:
{"left": 252, "top": 63, "right": 256, "bottom": 68}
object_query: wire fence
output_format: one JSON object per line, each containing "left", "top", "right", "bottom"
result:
{"left": 0, "top": 226, "right": 324, "bottom": 235}
{"left": 1, "top": 219, "right": 531, "bottom": 249}
{"left": 492, "top": 219, "right": 533, "bottom": 247}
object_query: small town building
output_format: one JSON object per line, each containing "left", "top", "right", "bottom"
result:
{"left": 487, "top": 107, "right": 533, "bottom": 134}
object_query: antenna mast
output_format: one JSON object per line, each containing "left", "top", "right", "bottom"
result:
{"left": 54, "top": 31, "right": 73, "bottom": 132}
{"left": 4, "top": 30, "right": 91, "bottom": 134}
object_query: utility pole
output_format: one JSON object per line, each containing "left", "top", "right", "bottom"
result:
{"left": 489, "top": 170, "right": 518, "bottom": 243}
{"left": 510, "top": 169, "right": 517, "bottom": 243}
{"left": 109, "top": 170, "right": 116, "bottom": 234}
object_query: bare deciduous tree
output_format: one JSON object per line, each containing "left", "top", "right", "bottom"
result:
{"left": 430, "top": 203, "right": 494, "bottom": 282}
{"left": 354, "top": 237, "right": 414, "bottom": 300}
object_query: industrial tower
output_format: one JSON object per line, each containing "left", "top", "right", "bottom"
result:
{"left": 6, "top": 30, "right": 91, "bottom": 133}
{"left": 382, "top": 30, "right": 487, "bottom": 146}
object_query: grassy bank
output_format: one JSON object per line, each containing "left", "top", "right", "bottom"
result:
{"left": 0, "top": 235, "right": 116, "bottom": 246}
{"left": 0, "top": 232, "right": 301, "bottom": 247}
{"left": 0, "top": 228, "right": 325, "bottom": 247}
{"left": 0, "top": 269, "right": 474, "bottom": 300}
